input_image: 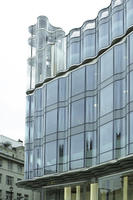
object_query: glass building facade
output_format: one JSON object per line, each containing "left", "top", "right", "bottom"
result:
{"left": 18, "top": 0, "right": 133, "bottom": 199}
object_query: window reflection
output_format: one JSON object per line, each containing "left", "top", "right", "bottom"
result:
{"left": 86, "top": 64, "right": 97, "bottom": 90}
{"left": 72, "top": 68, "right": 85, "bottom": 96}
{"left": 114, "top": 79, "right": 126, "bottom": 109}
{"left": 46, "top": 109, "right": 57, "bottom": 135}
{"left": 71, "top": 133, "right": 84, "bottom": 161}
{"left": 130, "top": 71, "right": 133, "bottom": 101}
{"left": 86, "top": 96, "right": 97, "bottom": 122}
{"left": 71, "top": 99, "right": 84, "bottom": 127}
{"left": 70, "top": 41, "right": 80, "bottom": 65}
{"left": 46, "top": 141, "right": 56, "bottom": 166}
{"left": 46, "top": 80, "right": 58, "bottom": 106}
{"left": 100, "top": 84, "right": 113, "bottom": 116}
{"left": 35, "top": 88, "right": 43, "bottom": 112}
{"left": 34, "top": 116, "right": 43, "bottom": 138}
{"left": 114, "top": 118, "right": 125, "bottom": 158}
{"left": 59, "top": 78, "right": 67, "bottom": 101}
{"left": 130, "top": 33, "right": 133, "bottom": 64}
{"left": 101, "top": 49, "right": 113, "bottom": 82}
{"left": 58, "top": 108, "right": 67, "bottom": 131}
{"left": 114, "top": 43, "right": 126, "bottom": 74}
{"left": 58, "top": 139, "right": 67, "bottom": 172}
{"left": 100, "top": 122, "right": 113, "bottom": 162}
{"left": 127, "top": 0, "right": 133, "bottom": 28}
{"left": 99, "top": 22, "right": 109, "bottom": 49}
{"left": 99, "top": 175, "right": 122, "bottom": 200}
{"left": 112, "top": 10, "right": 124, "bottom": 39}
{"left": 85, "top": 131, "right": 96, "bottom": 167}
{"left": 83, "top": 33, "right": 96, "bottom": 59}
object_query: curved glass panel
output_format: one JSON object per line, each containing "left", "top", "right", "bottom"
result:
{"left": 35, "top": 88, "right": 43, "bottom": 112}
{"left": 71, "top": 133, "right": 84, "bottom": 161}
{"left": 85, "top": 131, "right": 96, "bottom": 167}
{"left": 100, "top": 122, "right": 113, "bottom": 162}
{"left": 99, "top": 21, "right": 109, "bottom": 49}
{"left": 130, "top": 33, "right": 133, "bottom": 64}
{"left": 112, "top": 10, "right": 124, "bottom": 39}
{"left": 86, "top": 64, "right": 97, "bottom": 90}
{"left": 100, "top": 84, "right": 113, "bottom": 116}
{"left": 86, "top": 96, "right": 97, "bottom": 122}
{"left": 101, "top": 49, "right": 113, "bottom": 82}
{"left": 58, "top": 108, "right": 67, "bottom": 131}
{"left": 58, "top": 139, "right": 68, "bottom": 172}
{"left": 72, "top": 67, "right": 85, "bottom": 96}
{"left": 114, "top": 79, "right": 126, "bottom": 109}
{"left": 34, "top": 116, "right": 43, "bottom": 138}
{"left": 46, "top": 109, "right": 57, "bottom": 135}
{"left": 130, "top": 71, "right": 133, "bottom": 101}
{"left": 46, "top": 80, "right": 58, "bottom": 106}
{"left": 71, "top": 99, "right": 84, "bottom": 127}
{"left": 127, "top": 0, "right": 133, "bottom": 28}
{"left": 45, "top": 141, "right": 56, "bottom": 167}
{"left": 114, "top": 42, "right": 126, "bottom": 73}
{"left": 114, "top": 118, "right": 125, "bottom": 159}
{"left": 59, "top": 78, "right": 67, "bottom": 101}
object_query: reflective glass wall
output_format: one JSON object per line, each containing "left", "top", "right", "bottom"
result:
{"left": 25, "top": 31, "right": 133, "bottom": 179}
{"left": 27, "top": 0, "right": 133, "bottom": 90}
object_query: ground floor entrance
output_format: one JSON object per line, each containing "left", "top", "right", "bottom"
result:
{"left": 41, "top": 173, "right": 133, "bottom": 200}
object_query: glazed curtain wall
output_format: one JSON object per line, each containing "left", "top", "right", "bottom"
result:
{"left": 27, "top": 0, "right": 133, "bottom": 90}
{"left": 25, "top": 31, "right": 133, "bottom": 179}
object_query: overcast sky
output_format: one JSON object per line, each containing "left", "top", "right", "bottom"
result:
{"left": 0, "top": 0, "right": 111, "bottom": 142}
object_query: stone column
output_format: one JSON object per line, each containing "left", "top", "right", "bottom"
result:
{"left": 90, "top": 183, "right": 98, "bottom": 200}
{"left": 76, "top": 186, "right": 80, "bottom": 200}
{"left": 64, "top": 187, "right": 71, "bottom": 200}
{"left": 123, "top": 176, "right": 128, "bottom": 200}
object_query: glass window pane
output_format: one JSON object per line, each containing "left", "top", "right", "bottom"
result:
{"left": 85, "top": 131, "right": 96, "bottom": 166}
{"left": 34, "top": 116, "right": 43, "bottom": 138}
{"left": 46, "top": 141, "right": 56, "bottom": 166}
{"left": 25, "top": 122, "right": 29, "bottom": 143}
{"left": 127, "top": 0, "right": 133, "bottom": 28}
{"left": 114, "top": 79, "right": 126, "bottom": 109}
{"left": 99, "top": 175, "right": 122, "bottom": 200}
{"left": 59, "top": 78, "right": 67, "bottom": 101}
{"left": 114, "top": 118, "right": 125, "bottom": 159}
{"left": 101, "top": 49, "right": 113, "bottom": 82}
{"left": 100, "top": 84, "right": 113, "bottom": 116}
{"left": 83, "top": 33, "right": 95, "bottom": 59}
{"left": 58, "top": 108, "right": 67, "bottom": 131}
{"left": 34, "top": 147, "right": 42, "bottom": 169}
{"left": 112, "top": 10, "right": 124, "bottom": 39}
{"left": 35, "top": 88, "right": 43, "bottom": 111}
{"left": 71, "top": 133, "right": 84, "bottom": 160}
{"left": 130, "top": 33, "right": 133, "bottom": 64}
{"left": 99, "top": 22, "right": 109, "bottom": 49}
{"left": 30, "top": 95, "right": 34, "bottom": 116}
{"left": 30, "top": 121, "right": 34, "bottom": 143}
{"left": 130, "top": 71, "right": 133, "bottom": 101}
{"left": 46, "top": 80, "right": 58, "bottom": 106}
{"left": 114, "top": 43, "right": 126, "bottom": 74}
{"left": 100, "top": 122, "right": 113, "bottom": 153}
{"left": 58, "top": 139, "right": 67, "bottom": 164}
{"left": 86, "top": 96, "right": 97, "bottom": 122}
{"left": 70, "top": 41, "right": 80, "bottom": 65}
{"left": 72, "top": 68, "right": 85, "bottom": 96}
{"left": 46, "top": 109, "right": 57, "bottom": 135}
{"left": 130, "top": 112, "right": 133, "bottom": 143}
{"left": 86, "top": 64, "right": 97, "bottom": 90}
{"left": 71, "top": 99, "right": 84, "bottom": 127}
{"left": 26, "top": 96, "right": 30, "bottom": 117}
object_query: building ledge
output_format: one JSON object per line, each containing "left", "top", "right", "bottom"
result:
{"left": 17, "top": 154, "right": 133, "bottom": 190}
